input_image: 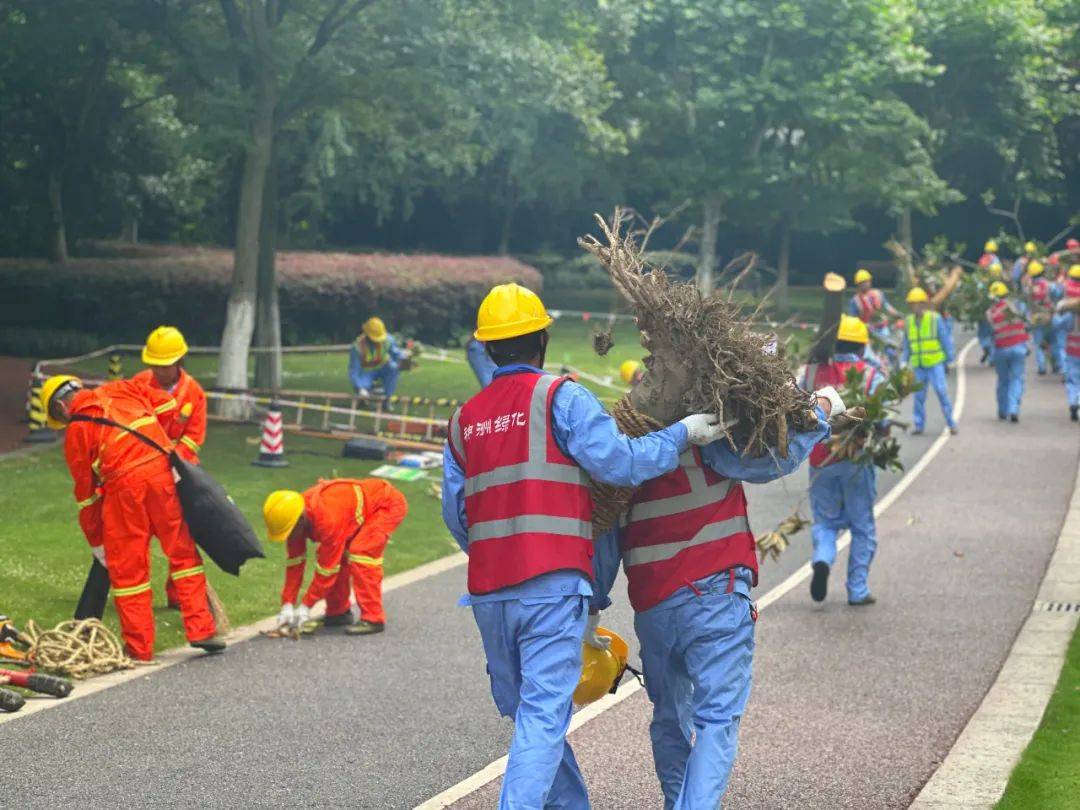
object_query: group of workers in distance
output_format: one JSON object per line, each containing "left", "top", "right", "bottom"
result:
{"left": 39, "top": 322, "right": 408, "bottom": 661}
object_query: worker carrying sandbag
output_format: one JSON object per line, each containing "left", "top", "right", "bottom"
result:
{"left": 41, "top": 375, "right": 223, "bottom": 660}
{"left": 349, "top": 316, "right": 408, "bottom": 404}
{"left": 263, "top": 478, "right": 408, "bottom": 636}
{"left": 441, "top": 283, "right": 729, "bottom": 809}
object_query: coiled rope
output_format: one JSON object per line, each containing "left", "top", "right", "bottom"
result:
{"left": 24, "top": 619, "right": 133, "bottom": 679}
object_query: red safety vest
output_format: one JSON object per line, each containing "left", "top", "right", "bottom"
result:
{"left": 805, "top": 360, "right": 876, "bottom": 468}
{"left": 620, "top": 447, "right": 756, "bottom": 613}
{"left": 356, "top": 336, "right": 387, "bottom": 369}
{"left": 986, "top": 300, "right": 1028, "bottom": 349}
{"left": 1026, "top": 277, "right": 1050, "bottom": 305}
{"left": 448, "top": 372, "right": 593, "bottom": 595}
{"left": 854, "top": 290, "right": 884, "bottom": 325}
{"left": 1067, "top": 318, "right": 1080, "bottom": 359}
{"left": 1064, "top": 278, "right": 1080, "bottom": 300}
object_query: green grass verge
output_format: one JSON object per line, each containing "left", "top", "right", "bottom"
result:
{"left": 996, "top": 621, "right": 1080, "bottom": 808}
{"left": 0, "top": 423, "right": 457, "bottom": 655}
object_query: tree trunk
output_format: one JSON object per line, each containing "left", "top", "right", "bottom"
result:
{"left": 897, "top": 207, "right": 914, "bottom": 290}
{"left": 696, "top": 197, "right": 721, "bottom": 297}
{"left": 120, "top": 213, "right": 139, "bottom": 244}
{"left": 497, "top": 197, "right": 516, "bottom": 256}
{"left": 775, "top": 215, "right": 791, "bottom": 315}
{"left": 47, "top": 167, "right": 68, "bottom": 263}
{"left": 253, "top": 144, "right": 282, "bottom": 391}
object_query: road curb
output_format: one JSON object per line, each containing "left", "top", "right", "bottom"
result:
{"left": 910, "top": 453, "right": 1080, "bottom": 809}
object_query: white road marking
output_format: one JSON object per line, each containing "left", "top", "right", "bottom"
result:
{"left": 415, "top": 339, "right": 977, "bottom": 808}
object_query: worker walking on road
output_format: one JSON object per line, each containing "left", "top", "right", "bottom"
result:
{"left": 987, "top": 281, "right": 1030, "bottom": 422}
{"left": 1020, "top": 260, "right": 1060, "bottom": 375}
{"left": 263, "top": 478, "right": 408, "bottom": 635}
{"left": 42, "top": 375, "right": 221, "bottom": 660}
{"left": 132, "top": 326, "right": 207, "bottom": 609}
{"left": 1011, "top": 240, "right": 1039, "bottom": 284}
{"left": 1053, "top": 272, "right": 1080, "bottom": 421}
{"left": 349, "top": 317, "right": 405, "bottom": 402}
{"left": 848, "top": 268, "right": 901, "bottom": 364}
{"left": 442, "top": 283, "right": 727, "bottom": 809}
{"left": 903, "top": 287, "right": 957, "bottom": 435}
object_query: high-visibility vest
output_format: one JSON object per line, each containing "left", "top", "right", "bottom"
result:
{"left": 1064, "top": 278, "right": 1080, "bottom": 300}
{"left": 854, "top": 290, "right": 884, "bottom": 325}
{"left": 985, "top": 300, "right": 1028, "bottom": 349}
{"left": 1067, "top": 317, "right": 1080, "bottom": 359}
{"left": 906, "top": 312, "right": 946, "bottom": 367}
{"left": 356, "top": 336, "right": 387, "bottom": 369}
{"left": 805, "top": 360, "right": 876, "bottom": 468}
{"left": 448, "top": 372, "right": 593, "bottom": 595}
{"left": 620, "top": 447, "right": 756, "bottom": 613}
{"left": 131, "top": 368, "right": 206, "bottom": 458}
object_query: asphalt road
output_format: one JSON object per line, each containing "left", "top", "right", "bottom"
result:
{"left": 3, "top": 341, "right": 1077, "bottom": 809}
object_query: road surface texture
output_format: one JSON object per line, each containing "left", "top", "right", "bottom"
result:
{"left": 3, "top": 342, "right": 1077, "bottom": 808}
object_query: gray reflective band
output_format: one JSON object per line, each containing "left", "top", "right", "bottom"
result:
{"left": 465, "top": 462, "right": 584, "bottom": 497}
{"left": 627, "top": 450, "right": 733, "bottom": 523}
{"left": 469, "top": 514, "right": 592, "bottom": 544}
{"left": 623, "top": 516, "right": 752, "bottom": 567}
{"left": 448, "top": 408, "right": 464, "bottom": 460}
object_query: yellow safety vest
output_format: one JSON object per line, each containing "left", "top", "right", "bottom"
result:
{"left": 906, "top": 312, "right": 945, "bottom": 368}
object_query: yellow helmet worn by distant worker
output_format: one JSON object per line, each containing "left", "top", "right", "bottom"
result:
{"left": 474, "top": 283, "right": 553, "bottom": 342}
{"left": 853, "top": 268, "right": 872, "bottom": 285}
{"left": 1024, "top": 241, "right": 1037, "bottom": 256}
{"left": 1026, "top": 260, "right": 1045, "bottom": 277}
{"left": 987, "top": 261, "right": 1003, "bottom": 277}
{"left": 984, "top": 239, "right": 998, "bottom": 254}
{"left": 1070, "top": 264, "right": 1080, "bottom": 281}
{"left": 363, "top": 317, "right": 388, "bottom": 343}
{"left": 836, "top": 315, "right": 870, "bottom": 345}
{"left": 574, "top": 627, "right": 630, "bottom": 706}
{"left": 40, "top": 374, "right": 82, "bottom": 430}
{"left": 989, "top": 281, "right": 1009, "bottom": 299}
{"left": 142, "top": 326, "right": 189, "bottom": 366}
{"left": 263, "top": 490, "right": 305, "bottom": 543}
{"left": 619, "top": 360, "right": 640, "bottom": 386}
{"left": 906, "top": 287, "right": 929, "bottom": 304}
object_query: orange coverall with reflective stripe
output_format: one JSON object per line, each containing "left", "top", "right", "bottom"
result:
{"left": 282, "top": 478, "right": 408, "bottom": 624}
{"left": 64, "top": 381, "right": 215, "bottom": 660}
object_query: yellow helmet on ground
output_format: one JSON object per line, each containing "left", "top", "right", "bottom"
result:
{"left": 474, "top": 283, "right": 553, "bottom": 342}
{"left": 142, "top": 326, "right": 189, "bottom": 366}
{"left": 1026, "top": 260, "right": 1045, "bottom": 277}
{"left": 40, "top": 374, "right": 82, "bottom": 430}
{"left": 619, "top": 360, "right": 640, "bottom": 385}
{"left": 837, "top": 314, "right": 870, "bottom": 345}
{"left": 984, "top": 239, "right": 998, "bottom": 254}
{"left": 1024, "top": 241, "right": 1038, "bottom": 256}
{"left": 853, "top": 268, "right": 872, "bottom": 285}
{"left": 987, "top": 261, "right": 1003, "bottom": 277}
{"left": 574, "top": 627, "right": 630, "bottom": 706}
{"left": 989, "top": 281, "right": 1009, "bottom": 299}
{"left": 906, "top": 287, "right": 929, "bottom": 304}
{"left": 363, "top": 317, "right": 388, "bottom": 342}
{"left": 1069, "top": 264, "right": 1080, "bottom": 280}
{"left": 263, "top": 490, "right": 305, "bottom": 543}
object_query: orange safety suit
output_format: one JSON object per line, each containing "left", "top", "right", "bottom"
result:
{"left": 282, "top": 478, "right": 408, "bottom": 625}
{"left": 64, "top": 380, "right": 215, "bottom": 660}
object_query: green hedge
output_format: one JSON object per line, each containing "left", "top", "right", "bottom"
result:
{"left": 0, "top": 249, "right": 541, "bottom": 356}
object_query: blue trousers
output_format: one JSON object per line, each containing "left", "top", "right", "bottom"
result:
{"left": 992, "top": 344, "right": 1028, "bottom": 417}
{"left": 635, "top": 586, "right": 756, "bottom": 809}
{"left": 473, "top": 596, "right": 589, "bottom": 810}
{"left": 912, "top": 364, "right": 956, "bottom": 430}
{"left": 809, "top": 461, "right": 878, "bottom": 602}
{"left": 977, "top": 320, "right": 993, "bottom": 355}
{"left": 1066, "top": 356, "right": 1080, "bottom": 407}
{"left": 1051, "top": 324, "right": 1067, "bottom": 372}
{"left": 352, "top": 362, "right": 400, "bottom": 398}
{"left": 467, "top": 338, "right": 497, "bottom": 388}
{"left": 1031, "top": 325, "right": 1053, "bottom": 373}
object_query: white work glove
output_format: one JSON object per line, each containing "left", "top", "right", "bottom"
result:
{"left": 276, "top": 603, "right": 295, "bottom": 628}
{"left": 814, "top": 386, "right": 846, "bottom": 419}
{"left": 679, "top": 413, "right": 727, "bottom": 446}
{"left": 1055, "top": 299, "right": 1067, "bottom": 314}
{"left": 585, "top": 612, "right": 612, "bottom": 651}
{"left": 291, "top": 604, "right": 311, "bottom": 629}
{"left": 90, "top": 545, "right": 107, "bottom": 568}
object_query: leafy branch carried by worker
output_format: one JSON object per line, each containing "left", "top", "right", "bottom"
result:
{"left": 823, "top": 366, "right": 921, "bottom": 472}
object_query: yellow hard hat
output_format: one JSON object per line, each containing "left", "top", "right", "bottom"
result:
{"left": 1069, "top": 264, "right": 1080, "bottom": 280}
{"left": 853, "top": 268, "right": 872, "bottom": 285}
{"left": 989, "top": 281, "right": 1009, "bottom": 298}
{"left": 474, "top": 283, "right": 553, "bottom": 342}
{"left": 987, "top": 261, "right": 1003, "bottom": 277}
{"left": 40, "top": 374, "right": 82, "bottom": 430}
{"left": 984, "top": 239, "right": 998, "bottom": 253}
{"left": 263, "top": 490, "right": 305, "bottom": 543}
{"left": 1024, "top": 241, "right": 1037, "bottom": 256}
{"left": 363, "top": 317, "right": 388, "bottom": 342}
{"left": 906, "top": 287, "right": 929, "bottom": 304}
{"left": 142, "top": 326, "right": 189, "bottom": 366}
{"left": 836, "top": 314, "right": 870, "bottom": 345}
{"left": 1027, "top": 260, "right": 1045, "bottom": 277}
{"left": 619, "top": 360, "right": 640, "bottom": 385}
{"left": 573, "top": 627, "right": 629, "bottom": 706}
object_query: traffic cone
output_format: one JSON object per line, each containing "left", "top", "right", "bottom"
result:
{"left": 24, "top": 371, "right": 56, "bottom": 443}
{"left": 252, "top": 402, "right": 288, "bottom": 467}
{"left": 108, "top": 354, "right": 123, "bottom": 381}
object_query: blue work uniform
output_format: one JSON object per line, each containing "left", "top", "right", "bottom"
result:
{"left": 442, "top": 364, "right": 689, "bottom": 810}
{"left": 903, "top": 312, "right": 957, "bottom": 432}
{"left": 466, "top": 338, "right": 497, "bottom": 389}
{"left": 590, "top": 411, "right": 829, "bottom": 810}
{"left": 1027, "top": 283, "right": 1062, "bottom": 374}
{"left": 977, "top": 318, "right": 994, "bottom": 359}
{"left": 990, "top": 300, "right": 1029, "bottom": 419}
{"left": 348, "top": 335, "right": 403, "bottom": 398}
{"left": 1052, "top": 311, "right": 1080, "bottom": 409}
{"left": 848, "top": 292, "right": 898, "bottom": 366}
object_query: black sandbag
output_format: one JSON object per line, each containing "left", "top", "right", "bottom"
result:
{"left": 74, "top": 558, "right": 111, "bottom": 619}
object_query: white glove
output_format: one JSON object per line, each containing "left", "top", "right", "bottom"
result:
{"left": 276, "top": 603, "right": 295, "bottom": 628}
{"left": 291, "top": 604, "right": 311, "bottom": 629}
{"left": 585, "top": 613, "right": 612, "bottom": 651}
{"left": 1056, "top": 299, "right": 1067, "bottom": 314}
{"left": 90, "top": 545, "right": 107, "bottom": 568}
{"left": 679, "top": 413, "right": 727, "bottom": 446}
{"left": 814, "top": 386, "right": 846, "bottom": 419}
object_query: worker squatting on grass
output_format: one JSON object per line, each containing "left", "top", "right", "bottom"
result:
{"left": 441, "top": 282, "right": 844, "bottom": 808}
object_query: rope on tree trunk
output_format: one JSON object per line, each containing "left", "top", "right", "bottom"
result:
{"left": 590, "top": 396, "right": 664, "bottom": 536}
{"left": 24, "top": 618, "right": 134, "bottom": 679}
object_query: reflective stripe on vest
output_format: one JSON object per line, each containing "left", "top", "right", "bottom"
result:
{"left": 855, "top": 290, "right": 883, "bottom": 324}
{"left": 906, "top": 313, "right": 945, "bottom": 367}
{"left": 1065, "top": 279, "right": 1080, "bottom": 300}
{"left": 986, "top": 301, "right": 1028, "bottom": 349}
{"left": 621, "top": 447, "right": 756, "bottom": 613}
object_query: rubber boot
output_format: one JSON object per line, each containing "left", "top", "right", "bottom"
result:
{"left": 1071, "top": 405, "right": 1078, "bottom": 422}
{"left": 810, "top": 562, "right": 829, "bottom": 603}
{"left": 344, "top": 620, "right": 385, "bottom": 636}
{"left": 190, "top": 635, "right": 227, "bottom": 653}
{"left": 848, "top": 595, "right": 877, "bottom": 607}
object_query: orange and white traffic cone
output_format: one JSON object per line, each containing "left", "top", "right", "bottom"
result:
{"left": 252, "top": 402, "right": 288, "bottom": 467}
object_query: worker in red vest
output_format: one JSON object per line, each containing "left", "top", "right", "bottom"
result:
{"left": 1020, "top": 260, "right": 1061, "bottom": 375}
{"left": 442, "top": 283, "right": 729, "bottom": 809}
{"left": 1054, "top": 265, "right": 1080, "bottom": 421}
{"left": 986, "top": 281, "right": 1030, "bottom": 422}
{"left": 847, "top": 268, "right": 900, "bottom": 365}
{"left": 41, "top": 375, "right": 221, "bottom": 660}
{"left": 587, "top": 347, "right": 839, "bottom": 807}
{"left": 978, "top": 238, "right": 1001, "bottom": 270}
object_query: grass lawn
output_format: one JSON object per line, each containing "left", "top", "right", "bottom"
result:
{"left": 0, "top": 423, "right": 457, "bottom": 655}
{"left": 996, "top": 622, "right": 1080, "bottom": 808}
